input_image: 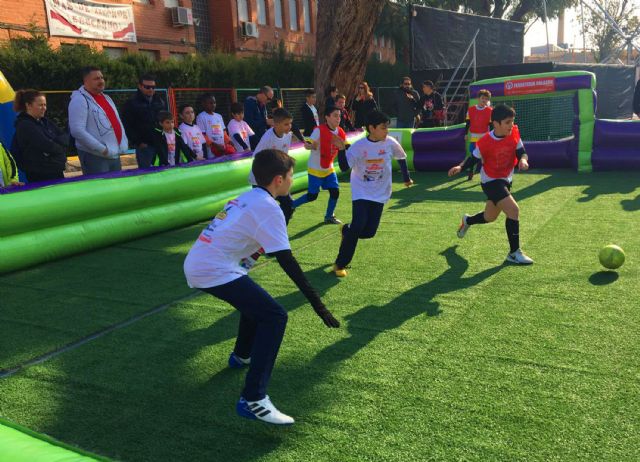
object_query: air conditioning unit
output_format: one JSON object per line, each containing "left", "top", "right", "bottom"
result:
{"left": 241, "top": 22, "right": 259, "bottom": 38}
{"left": 171, "top": 7, "right": 193, "bottom": 27}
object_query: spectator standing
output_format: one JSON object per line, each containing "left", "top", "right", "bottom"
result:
{"left": 335, "top": 94, "right": 355, "bottom": 132}
{"left": 196, "top": 94, "right": 229, "bottom": 158}
{"left": 351, "top": 82, "right": 378, "bottom": 129}
{"left": 68, "top": 66, "right": 127, "bottom": 175}
{"left": 244, "top": 86, "right": 274, "bottom": 149}
{"left": 153, "top": 110, "right": 196, "bottom": 167}
{"left": 122, "top": 74, "right": 167, "bottom": 169}
{"left": 227, "top": 102, "right": 255, "bottom": 152}
{"left": 0, "top": 141, "right": 23, "bottom": 189}
{"left": 418, "top": 80, "right": 444, "bottom": 128}
{"left": 326, "top": 85, "right": 338, "bottom": 108}
{"left": 394, "top": 77, "right": 420, "bottom": 128}
{"left": 300, "top": 89, "right": 320, "bottom": 136}
{"left": 14, "top": 89, "right": 68, "bottom": 182}
{"left": 178, "top": 104, "right": 207, "bottom": 160}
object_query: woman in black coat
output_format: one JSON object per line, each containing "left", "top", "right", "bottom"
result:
{"left": 350, "top": 82, "right": 378, "bottom": 128}
{"left": 14, "top": 89, "right": 68, "bottom": 183}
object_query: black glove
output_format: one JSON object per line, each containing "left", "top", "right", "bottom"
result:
{"left": 313, "top": 303, "right": 340, "bottom": 328}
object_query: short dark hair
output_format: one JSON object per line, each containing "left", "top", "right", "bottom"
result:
{"left": 178, "top": 104, "right": 193, "bottom": 114}
{"left": 157, "top": 110, "right": 174, "bottom": 123}
{"left": 230, "top": 102, "right": 244, "bottom": 115}
{"left": 81, "top": 66, "right": 101, "bottom": 80}
{"left": 477, "top": 89, "right": 491, "bottom": 98}
{"left": 139, "top": 74, "right": 156, "bottom": 84}
{"left": 252, "top": 149, "right": 296, "bottom": 187}
{"left": 328, "top": 85, "right": 337, "bottom": 94}
{"left": 304, "top": 89, "right": 316, "bottom": 97}
{"left": 272, "top": 108, "right": 292, "bottom": 123}
{"left": 491, "top": 104, "right": 516, "bottom": 123}
{"left": 402, "top": 76, "right": 411, "bottom": 83}
{"left": 324, "top": 105, "right": 340, "bottom": 117}
{"left": 365, "top": 110, "right": 390, "bottom": 130}
{"left": 422, "top": 80, "right": 434, "bottom": 88}
{"left": 199, "top": 93, "right": 215, "bottom": 105}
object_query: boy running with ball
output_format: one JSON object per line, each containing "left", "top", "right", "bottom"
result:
{"left": 333, "top": 111, "right": 413, "bottom": 277}
{"left": 448, "top": 104, "right": 533, "bottom": 265}
{"left": 184, "top": 149, "right": 339, "bottom": 426}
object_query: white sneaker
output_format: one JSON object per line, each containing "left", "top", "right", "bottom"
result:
{"left": 457, "top": 214, "right": 470, "bottom": 238}
{"left": 236, "top": 395, "right": 295, "bottom": 425}
{"left": 506, "top": 249, "right": 534, "bottom": 265}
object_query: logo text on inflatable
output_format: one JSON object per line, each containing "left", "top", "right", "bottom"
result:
{"left": 504, "top": 77, "right": 556, "bottom": 96}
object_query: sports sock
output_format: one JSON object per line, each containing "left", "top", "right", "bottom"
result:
{"left": 505, "top": 218, "right": 519, "bottom": 253}
{"left": 467, "top": 211, "right": 487, "bottom": 225}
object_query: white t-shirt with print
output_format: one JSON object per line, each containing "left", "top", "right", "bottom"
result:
{"left": 164, "top": 131, "right": 176, "bottom": 166}
{"left": 248, "top": 127, "right": 293, "bottom": 185}
{"left": 228, "top": 119, "right": 254, "bottom": 152}
{"left": 196, "top": 111, "right": 226, "bottom": 157}
{"left": 179, "top": 122, "right": 206, "bottom": 160}
{"left": 184, "top": 187, "right": 291, "bottom": 288}
{"left": 346, "top": 136, "right": 407, "bottom": 204}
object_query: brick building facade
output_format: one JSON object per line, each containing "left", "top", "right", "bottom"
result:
{"left": 0, "top": 0, "right": 395, "bottom": 63}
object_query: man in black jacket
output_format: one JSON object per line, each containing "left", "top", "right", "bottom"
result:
{"left": 122, "top": 74, "right": 167, "bottom": 169}
{"left": 394, "top": 77, "right": 419, "bottom": 128}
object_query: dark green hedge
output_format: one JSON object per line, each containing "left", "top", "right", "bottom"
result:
{"left": 0, "top": 35, "right": 409, "bottom": 91}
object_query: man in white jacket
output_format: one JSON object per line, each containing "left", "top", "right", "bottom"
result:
{"left": 68, "top": 66, "right": 128, "bottom": 175}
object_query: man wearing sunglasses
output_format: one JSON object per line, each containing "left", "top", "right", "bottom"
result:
{"left": 122, "top": 74, "right": 168, "bottom": 169}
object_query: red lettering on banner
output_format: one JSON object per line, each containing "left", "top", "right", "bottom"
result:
{"left": 504, "top": 78, "right": 556, "bottom": 96}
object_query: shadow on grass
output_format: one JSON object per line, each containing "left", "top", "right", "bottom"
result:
{"left": 288, "top": 222, "right": 326, "bottom": 241}
{"left": 588, "top": 271, "right": 619, "bottom": 285}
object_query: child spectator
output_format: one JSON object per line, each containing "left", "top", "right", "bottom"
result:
{"left": 153, "top": 111, "right": 196, "bottom": 167}
{"left": 292, "top": 106, "right": 345, "bottom": 224}
{"left": 448, "top": 104, "right": 533, "bottom": 265}
{"left": 227, "top": 102, "right": 255, "bottom": 152}
{"left": 465, "top": 89, "right": 492, "bottom": 180}
{"left": 250, "top": 108, "right": 296, "bottom": 224}
{"left": 326, "top": 85, "right": 338, "bottom": 109}
{"left": 333, "top": 111, "right": 413, "bottom": 277}
{"left": 418, "top": 80, "right": 444, "bottom": 128}
{"left": 196, "top": 94, "right": 234, "bottom": 158}
{"left": 335, "top": 94, "right": 355, "bottom": 132}
{"left": 183, "top": 149, "right": 339, "bottom": 426}
{"left": 178, "top": 104, "right": 207, "bottom": 161}
{"left": 300, "top": 89, "right": 319, "bottom": 137}
{"left": 0, "top": 141, "right": 24, "bottom": 189}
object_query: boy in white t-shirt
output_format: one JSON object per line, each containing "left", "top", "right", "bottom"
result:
{"left": 184, "top": 149, "right": 339, "bottom": 426}
{"left": 292, "top": 106, "right": 346, "bottom": 224}
{"left": 178, "top": 104, "right": 206, "bottom": 160}
{"left": 196, "top": 94, "right": 227, "bottom": 159}
{"left": 250, "top": 108, "right": 295, "bottom": 224}
{"left": 333, "top": 110, "right": 413, "bottom": 277}
{"left": 227, "top": 102, "right": 254, "bottom": 152}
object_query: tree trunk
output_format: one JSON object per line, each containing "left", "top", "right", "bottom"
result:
{"left": 314, "top": 0, "right": 386, "bottom": 115}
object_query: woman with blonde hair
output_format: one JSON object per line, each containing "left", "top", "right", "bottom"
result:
{"left": 350, "top": 82, "right": 378, "bottom": 129}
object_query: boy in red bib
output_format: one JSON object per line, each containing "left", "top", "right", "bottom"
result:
{"left": 465, "top": 89, "right": 492, "bottom": 180}
{"left": 292, "top": 106, "right": 346, "bottom": 224}
{"left": 448, "top": 104, "right": 533, "bottom": 265}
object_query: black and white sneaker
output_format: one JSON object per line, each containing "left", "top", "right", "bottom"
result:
{"left": 236, "top": 396, "right": 294, "bottom": 425}
{"left": 506, "top": 249, "right": 534, "bottom": 265}
{"left": 324, "top": 215, "right": 343, "bottom": 225}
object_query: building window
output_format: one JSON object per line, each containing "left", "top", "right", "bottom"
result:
{"left": 257, "top": 0, "right": 267, "bottom": 25}
{"left": 302, "top": 0, "right": 311, "bottom": 33}
{"left": 139, "top": 49, "right": 159, "bottom": 61}
{"left": 274, "top": 0, "right": 283, "bottom": 28}
{"left": 237, "top": 0, "right": 249, "bottom": 23}
{"left": 288, "top": 0, "right": 297, "bottom": 31}
{"left": 103, "top": 47, "right": 126, "bottom": 59}
{"left": 380, "top": 35, "right": 385, "bottom": 48}
{"left": 164, "top": 0, "right": 178, "bottom": 7}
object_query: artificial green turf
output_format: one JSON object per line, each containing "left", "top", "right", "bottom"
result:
{"left": 1, "top": 170, "right": 639, "bottom": 461}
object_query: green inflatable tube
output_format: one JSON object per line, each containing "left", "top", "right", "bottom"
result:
{"left": 0, "top": 417, "right": 109, "bottom": 461}
{"left": 0, "top": 136, "right": 362, "bottom": 274}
